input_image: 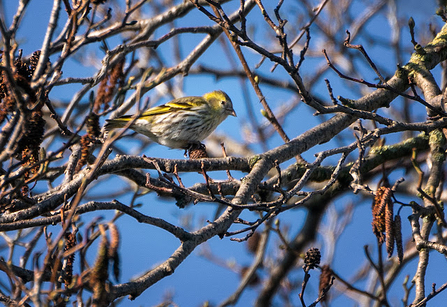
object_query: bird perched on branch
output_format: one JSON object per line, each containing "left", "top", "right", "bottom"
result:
{"left": 105, "top": 90, "right": 236, "bottom": 150}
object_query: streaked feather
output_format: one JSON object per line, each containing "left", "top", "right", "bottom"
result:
{"left": 105, "top": 90, "right": 236, "bottom": 149}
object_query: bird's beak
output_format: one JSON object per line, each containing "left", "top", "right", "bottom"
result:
{"left": 229, "top": 109, "right": 237, "bottom": 117}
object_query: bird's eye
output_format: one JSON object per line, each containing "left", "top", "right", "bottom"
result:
{"left": 220, "top": 100, "right": 225, "bottom": 105}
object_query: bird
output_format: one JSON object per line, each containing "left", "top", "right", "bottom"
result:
{"left": 105, "top": 90, "right": 236, "bottom": 149}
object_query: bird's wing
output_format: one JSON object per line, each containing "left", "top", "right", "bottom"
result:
{"left": 140, "top": 96, "right": 204, "bottom": 117}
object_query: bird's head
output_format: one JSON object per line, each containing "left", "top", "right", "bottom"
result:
{"left": 204, "top": 90, "right": 237, "bottom": 117}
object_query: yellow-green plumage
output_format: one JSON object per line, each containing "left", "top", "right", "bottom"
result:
{"left": 105, "top": 90, "right": 236, "bottom": 149}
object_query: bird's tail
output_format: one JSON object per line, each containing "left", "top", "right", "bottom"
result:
{"left": 104, "top": 117, "right": 132, "bottom": 130}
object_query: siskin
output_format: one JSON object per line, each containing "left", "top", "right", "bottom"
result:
{"left": 105, "top": 90, "right": 236, "bottom": 149}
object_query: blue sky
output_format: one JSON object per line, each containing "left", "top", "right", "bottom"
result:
{"left": 2, "top": 0, "right": 447, "bottom": 306}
